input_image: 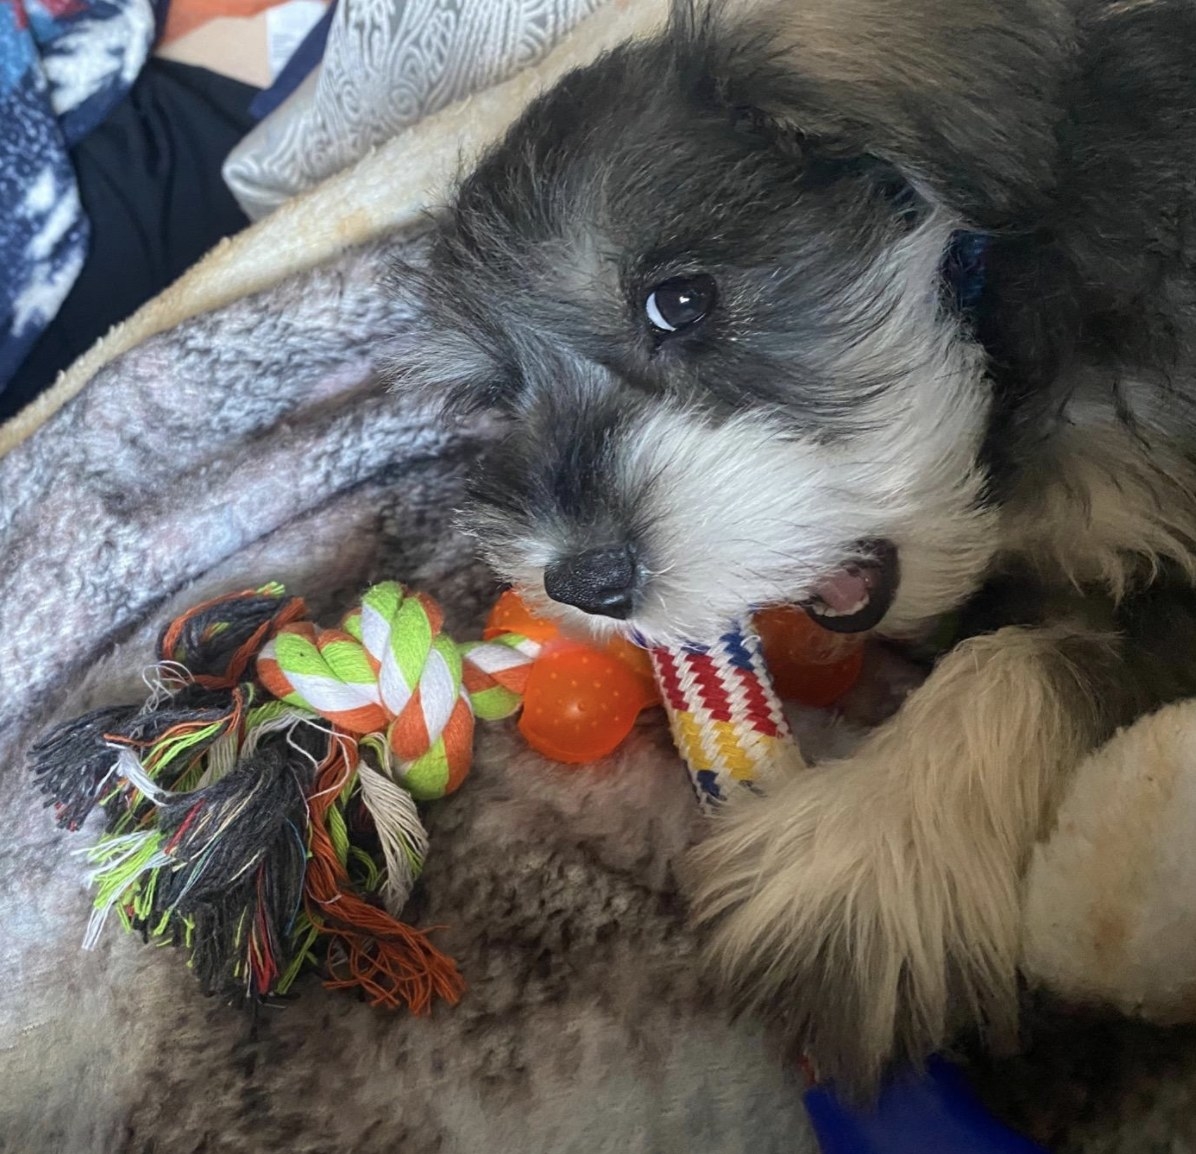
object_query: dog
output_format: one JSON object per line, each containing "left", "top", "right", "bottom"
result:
{"left": 394, "top": 0, "right": 1196, "bottom": 1094}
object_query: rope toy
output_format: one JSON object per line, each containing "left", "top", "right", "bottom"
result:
{"left": 29, "top": 581, "right": 539, "bottom": 1010}
{"left": 29, "top": 579, "right": 847, "bottom": 1009}
{"left": 651, "top": 628, "right": 797, "bottom": 812}
{"left": 29, "top": 577, "right": 1045, "bottom": 1152}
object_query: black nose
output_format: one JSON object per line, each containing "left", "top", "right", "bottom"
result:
{"left": 543, "top": 546, "right": 638, "bottom": 619}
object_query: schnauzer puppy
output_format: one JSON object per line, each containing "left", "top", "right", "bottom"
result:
{"left": 397, "top": 0, "right": 1196, "bottom": 1093}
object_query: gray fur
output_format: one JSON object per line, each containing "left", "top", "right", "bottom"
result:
{"left": 401, "top": 0, "right": 1196, "bottom": 1095}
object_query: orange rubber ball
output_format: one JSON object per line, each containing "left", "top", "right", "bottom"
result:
{"left": 753, "top": 605, "right": 864, "bottom": 708}
{"left": 483, "top": 588, "right": 564, "bottom": 644}
{"left": 518, "top": 639, "right": 660, "bottom": 764}
{"left": 485, "top": 589, "right": 661, "bottom": 763}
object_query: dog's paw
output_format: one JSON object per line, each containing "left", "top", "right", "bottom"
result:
{"left": 685, "top": 757, "right": 1022, "bottom": 1096}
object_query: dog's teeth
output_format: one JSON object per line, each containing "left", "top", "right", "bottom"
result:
{"left": 819, "top": 598, "right": 869, "bottom": 617}
{"left": 808, "top": 570, "right": 873, "bottom": 617}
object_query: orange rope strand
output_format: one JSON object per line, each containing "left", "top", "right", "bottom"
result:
{"left": 158, "top": 589, "right": 308, "bottom": 688}
{"left": 303, "top": 738, "right": 465, "bottom": 1012}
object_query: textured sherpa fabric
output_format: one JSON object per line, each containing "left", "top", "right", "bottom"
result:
{"left": 0, "top": 235, "right": 819, "bottom": 1154}
{"left": 3, "top": 232, "right": 1196, "bottom": 1153}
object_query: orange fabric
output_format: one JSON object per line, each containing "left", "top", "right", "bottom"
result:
{"left": 388, "top": 687, "right": 432, "bottom": 762}
{"left": 441, "top": 698, "right": 474, "bottom": 793}
{"left": 159, "top": 0, "right": 278, "bottom": 45}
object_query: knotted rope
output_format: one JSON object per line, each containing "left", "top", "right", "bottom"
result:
{"left": 257, "top": 582, "right": 536, "bottom": 800}
{"left": 30, "top": 579, "right": 801, "bottom": 1011}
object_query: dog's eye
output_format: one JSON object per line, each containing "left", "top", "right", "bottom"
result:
{"left": 644, "top": 275, "right": 717, "bottom": 334}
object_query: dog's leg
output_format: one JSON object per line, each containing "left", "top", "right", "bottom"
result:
{"left": 687, "top": 624, "right": 1121, "bottom": 1095}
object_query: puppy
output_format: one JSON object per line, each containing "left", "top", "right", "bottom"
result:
{"left": 396, "top": 0, "right": 1196, "bottom": 1093}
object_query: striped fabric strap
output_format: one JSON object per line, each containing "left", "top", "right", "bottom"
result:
{"left": 651, "top": 625, "right": 797, "bottom": 813}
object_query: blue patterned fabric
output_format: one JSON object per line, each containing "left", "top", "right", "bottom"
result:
{"left": 0, "top": 0, "right": 158, "bottom": 394}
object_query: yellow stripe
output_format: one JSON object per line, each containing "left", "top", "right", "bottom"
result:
{"left": 673, "top": 711, "right": 714, "bottom": 772}
{"left": 709, "top": 719, "right": 756, "bottom": 781}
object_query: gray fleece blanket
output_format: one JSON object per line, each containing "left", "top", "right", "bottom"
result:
{"left": 1, "top": 236, "right": 1194, "bottom": 1154}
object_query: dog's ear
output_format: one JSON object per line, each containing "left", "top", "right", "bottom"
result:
{"left": 726, "top": 101, "right": 932, "bottom": 231}
{"left": 673, "top": 7, "right": 933, "bottom": 230}
{"left": 670, "top": 0, "right": 1069, "bottom": 229}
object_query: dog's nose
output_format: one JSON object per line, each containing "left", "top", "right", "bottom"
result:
{"left": 543, "top": 546, "right": 638, "bottom": 619}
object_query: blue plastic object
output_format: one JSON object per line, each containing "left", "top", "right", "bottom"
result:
{"left": 803, "top": 1057, "right": 1048, "bottom": 1154}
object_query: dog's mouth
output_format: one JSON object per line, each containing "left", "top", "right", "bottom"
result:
{"left": 799, "top": 540, "right": 900, "bottom": 634}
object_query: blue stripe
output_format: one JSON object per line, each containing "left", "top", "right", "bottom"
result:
{"left": 719, "top": 629, "right": 755, "bottom": 672}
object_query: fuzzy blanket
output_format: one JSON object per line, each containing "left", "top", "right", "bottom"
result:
{"left": 3, "top": 227, "right": 1196, "bottom": 1154}
{"left": 0, "top": 234, "right": 825, "bottom": 1153}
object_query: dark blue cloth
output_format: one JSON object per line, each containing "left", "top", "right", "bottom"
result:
{"left": 1, "top": 59, "right": 257, "bottom": 423}
{"left": 0, "top": 0, "right": 159, "bottom": 396}
{"left": 248, "top": 0, "right": 335, "bottom": 122}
